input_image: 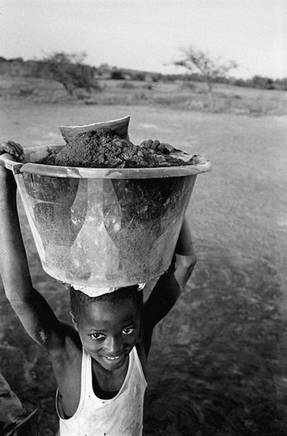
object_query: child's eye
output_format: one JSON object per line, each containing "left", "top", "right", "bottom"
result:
{"left": 89, "top": 332, "right": 105, "bottom": 341}
{"left": 122, "top": 327, "right": 135, "bottom": 335}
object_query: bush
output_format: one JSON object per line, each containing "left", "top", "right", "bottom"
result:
{"left": 251, "top": 75, "right": 275, "bottom": 90}
{"left": 142, "top": 83, "right": 153, "bottom": 90}
{"left": 131, "top": 72, "right": 146, "bottom": 81}
{"left": 110, "top": 69, "right": 125, "bottom": 80}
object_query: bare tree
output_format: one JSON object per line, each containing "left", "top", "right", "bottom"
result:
{"left": 174, "top": 45, "right": 238, "bottom": 110}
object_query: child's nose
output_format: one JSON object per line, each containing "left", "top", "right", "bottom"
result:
{"left": 105, "top": 336, "right": 123, "bottom": 355}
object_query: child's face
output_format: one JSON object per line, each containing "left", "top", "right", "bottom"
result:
{"left": 75, "top": 298, "right": 140, "bottom": 371}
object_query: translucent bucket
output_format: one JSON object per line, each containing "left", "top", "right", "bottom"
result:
{"left": 0, "top": 119, "right": 210, "bottom": 296}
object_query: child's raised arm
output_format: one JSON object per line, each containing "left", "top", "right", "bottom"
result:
{"left": 0, "top": 141, "right": 67, "bottom": 354}
{"left": 143, "top": 218, "right": 196, "bottom": 354}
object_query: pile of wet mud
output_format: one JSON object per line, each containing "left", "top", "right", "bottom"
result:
{"left": 39, "top": 128, "right": 200, "bottom": 168}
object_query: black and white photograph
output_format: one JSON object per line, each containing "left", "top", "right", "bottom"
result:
{"left": 0, "top": 0, "right": 286, "bottom": 435}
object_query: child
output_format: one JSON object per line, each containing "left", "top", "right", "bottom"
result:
{"left": 0, "top": 140, "right": 197, "bottom": 436}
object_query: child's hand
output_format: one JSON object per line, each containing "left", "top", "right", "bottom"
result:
{"left": 0, "top": 141, "right": 24, "bottom": 189}
{"left": 140, "top": 139, "right": 178, "bottom": 154}
{"left": 0, "top": 140, "right": 24, "bottom": 162}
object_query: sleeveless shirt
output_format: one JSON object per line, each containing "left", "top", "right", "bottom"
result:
{"left": 56, "top": 346, "right": 147, "bottom": 436}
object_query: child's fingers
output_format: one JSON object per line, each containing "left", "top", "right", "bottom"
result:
{"left": 7, "top": 140, "right": 24, "bottom": 160}
{"left": 159, "top": 142, "right": 177, "bottom": 153}
{"left": 0, "top": 142, "right": 14, "bottom": 155}
{"left": 145, "top": 139, "right": 154, "bottom": 148}
{"left": 140, "top": 139, "right": 154, "bottom": 148}
{"left": 0, "top": 141, "right": 24, "bottom": 161}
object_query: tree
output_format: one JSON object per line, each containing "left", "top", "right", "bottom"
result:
{"left": 174, "top": 45, "right": 238, "bottom": 110}
{"left": 39, "top": 52, "right": 98, "bottom": 96}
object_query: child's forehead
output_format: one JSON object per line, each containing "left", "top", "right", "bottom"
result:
{"left": 78, "top": 298, "right": 139, "bottom": 325}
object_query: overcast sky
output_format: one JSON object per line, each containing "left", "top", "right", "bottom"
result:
{"left": 0, "top": 0, "right": 286, "bottom": 78}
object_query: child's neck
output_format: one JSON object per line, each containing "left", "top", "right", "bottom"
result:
{"left": 91, "top": 356, "right": 129, "bottom": 400}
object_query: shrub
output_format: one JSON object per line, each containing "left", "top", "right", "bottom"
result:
{"left": 110, "top": 69, "right": 125, "bottom": 80}
{"left": 142, "top": 83, "right": 153, "bottom": 90}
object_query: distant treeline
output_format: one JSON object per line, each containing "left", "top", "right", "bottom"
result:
{"left": 164, "top": 72, "right": 287, "bottom": 91}
{"left": 0, "top": 56, "right": 286, "bottom": 91}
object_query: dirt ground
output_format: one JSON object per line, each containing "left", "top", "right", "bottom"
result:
{"left": 0, "top": 99, "right": 287, "bottom": 435}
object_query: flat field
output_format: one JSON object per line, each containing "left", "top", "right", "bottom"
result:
{"left": 0, "top": 85, "right": 287, "bottom": 435}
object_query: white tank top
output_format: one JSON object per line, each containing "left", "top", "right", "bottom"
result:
{"left": 56, "top": 346, "right": 147, "bottom": 436}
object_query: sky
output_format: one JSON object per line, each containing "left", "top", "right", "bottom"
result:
{"left": 0, "top": 0, "right": 286, "bottom": 79}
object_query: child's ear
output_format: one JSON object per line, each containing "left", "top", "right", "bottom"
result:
{"left": 70, "top": 311, "right": 78, "bottom": 329}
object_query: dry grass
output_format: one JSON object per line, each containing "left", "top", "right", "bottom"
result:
{"left": 1, "top": 75, "right": 287, "bottom": 116}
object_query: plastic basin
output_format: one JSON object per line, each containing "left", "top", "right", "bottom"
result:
{"left": 0, "top": 114, "right": 211, "bottom": 296}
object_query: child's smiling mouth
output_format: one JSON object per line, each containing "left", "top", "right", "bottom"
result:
{"left": 100, "top": 352, "right": 128, "bottom": 368}
{"left": 105, "top": 355, "right": 121, "bottom": 361}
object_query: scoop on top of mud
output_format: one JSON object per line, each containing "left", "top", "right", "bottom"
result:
{"left": 54, "top": 115, "right": 203, "bottom": 169}
{"left": 39, "top": 129, "right": 204, "bottom": 169}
